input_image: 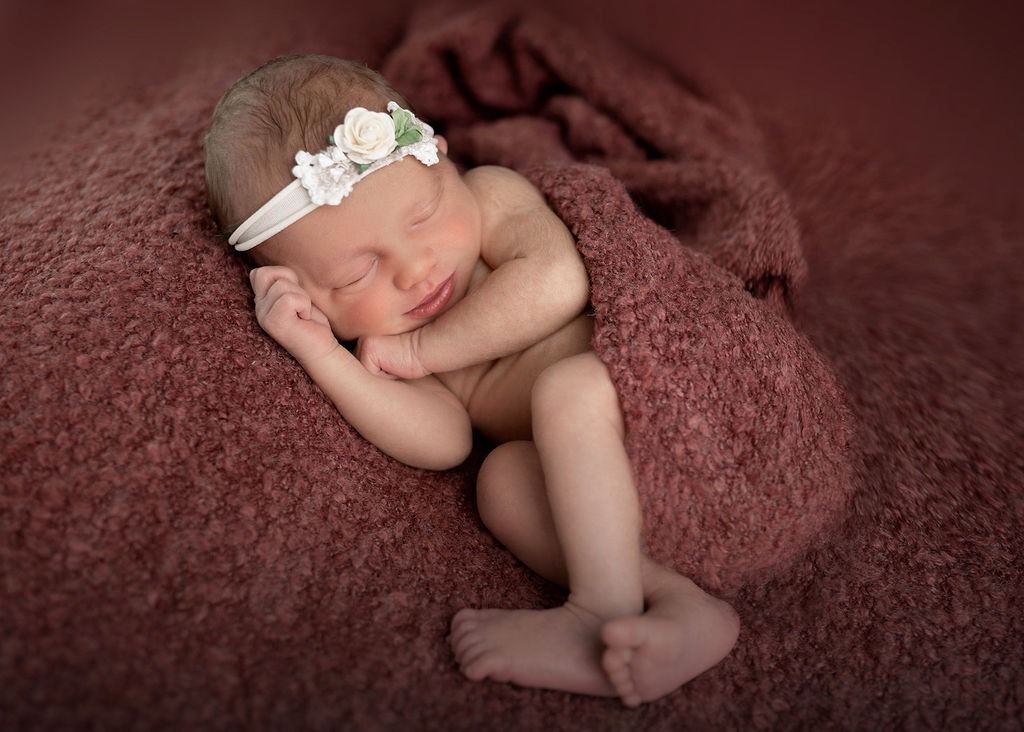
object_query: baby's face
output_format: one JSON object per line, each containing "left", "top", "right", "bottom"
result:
{"left": 261, "top": 145, "right": 482, "bottom": 341}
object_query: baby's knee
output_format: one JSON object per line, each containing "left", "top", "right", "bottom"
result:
{"left": 478, "top": 442, "right": 523, "bottom": 494}
{"left": 531, "top": 352, "right": 619, "bottom": 419}
{"left": 477, "top": 441, "right": 536, "bottom": 531}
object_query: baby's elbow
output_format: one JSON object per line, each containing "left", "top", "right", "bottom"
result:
{"left": 406, "top": 420, "right": 473, "bottom": 471}
{"left": 429, "top": 430, "right": 474, "bottom": 471}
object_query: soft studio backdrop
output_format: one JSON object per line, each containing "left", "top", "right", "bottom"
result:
{"left": 2, "top": 0, "right": 1021, "bottom": 213}
{"left": 1, "top": 1, "right": 1021, "bottom": 729}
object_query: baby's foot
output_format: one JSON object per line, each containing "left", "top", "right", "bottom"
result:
{"left": 449, "top": 603, "right": 618, "bottom": 698}
{"left": 600, "top": 572, "right": 740, "bottom": 707}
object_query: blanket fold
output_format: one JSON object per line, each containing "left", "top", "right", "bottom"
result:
{"left": 384, "top": 5, "right": 808, "bottom": 312}
{"left": 384, "top": 6, "right": 852, "bottom": 591}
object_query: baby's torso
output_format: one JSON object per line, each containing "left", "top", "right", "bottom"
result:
{"left": 436, "top": 315, "right": 594, "bottom": 443}
{"left": 433, "top": 259, "right": 594, "bottom": 443}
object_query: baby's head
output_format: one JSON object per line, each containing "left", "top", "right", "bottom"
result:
{"left": 205, "top": 54, "right": 482, "bottom": 341}
{"left": 205, "top": 54, "right": 413, "bottom": 243}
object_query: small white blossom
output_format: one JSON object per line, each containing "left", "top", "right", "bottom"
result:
{"left": 292, "top": 151, "right": 357, "bottom": 205}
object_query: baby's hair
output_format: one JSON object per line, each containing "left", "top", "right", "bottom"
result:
{"left": 204, "top": 55, "right": 411, "bottom": 238}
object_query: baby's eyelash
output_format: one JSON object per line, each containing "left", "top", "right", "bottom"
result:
{"left": 411, "top": 208, "right": 436, "bottom": 227}
{"left": 341, "top": 257, "right": 378, "bottom": 288}
{"left": 412, "top": 192, "right": 442, "bottom": 226}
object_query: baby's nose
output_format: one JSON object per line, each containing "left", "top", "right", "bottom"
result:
{"left": 395, "top": 248, "right": 436, "bottom": 291}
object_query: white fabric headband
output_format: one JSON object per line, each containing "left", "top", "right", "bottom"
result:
{"left": 229, "top": 102, "right": 439, "bottom": 251}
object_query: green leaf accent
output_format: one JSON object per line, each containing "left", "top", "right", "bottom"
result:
{"left": 358, "top": 163, "right": 370, "bottom": 174}
{"left": 394, "top": 128, "right": 422, "bottom": 147}
{"left": 390, "top": 108, "right": 422, "bottom": 147}
{"left": 391, "top": 108, "right": 411, "bottom": 136}
{"left": 328, "top": 134, "right": 335, "bottom": 145}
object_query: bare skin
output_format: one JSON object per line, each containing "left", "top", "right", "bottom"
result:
{"left": 450, "top": 570, "right": 740, "bottom": 706}
{"left": 247, "top": 148, "right": 739, "bottom": 704}
{"left": 449, "top": 435, "right": 740, "bottom": 705}
{"left": 601, "top": 564, "right": 741, "bottom": 706}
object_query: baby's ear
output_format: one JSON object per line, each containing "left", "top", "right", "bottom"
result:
{"left": 435, "top": 135, "right": 448, "bottom": 155}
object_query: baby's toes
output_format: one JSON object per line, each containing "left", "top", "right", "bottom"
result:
{"left": 602, "top": 646, "right": 641, "bottom": 707}
{"left": 449, "top": 608, "right": 481, "bottom": 645}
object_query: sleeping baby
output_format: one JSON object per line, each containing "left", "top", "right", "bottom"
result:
{"left": 204, "top": 54, "right": 738, "bottom": 706}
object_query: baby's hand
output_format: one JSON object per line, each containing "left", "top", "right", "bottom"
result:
{"left": 250, "top": 266, "right": 338, "bottom": 365}
{"left": 356, "top": 332, "right": 430, "bottom": 380}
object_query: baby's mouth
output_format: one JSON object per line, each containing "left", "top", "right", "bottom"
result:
{"left": 405, "top": 274, "right": 455, "bottom": 318}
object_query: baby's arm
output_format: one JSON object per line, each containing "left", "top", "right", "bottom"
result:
{"left": 251, "top": 267, "right": 472, "bottom": 470}
{"left": 360, "top": 166, "right": 589, "bottom": 378}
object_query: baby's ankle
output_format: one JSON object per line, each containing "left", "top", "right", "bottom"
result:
{"left": 566, "top": 590, "right": 643, "bottom": 623}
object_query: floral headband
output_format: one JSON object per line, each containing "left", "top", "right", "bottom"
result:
{"left": 229, "top": 102, "right": 439, "bottom": 251}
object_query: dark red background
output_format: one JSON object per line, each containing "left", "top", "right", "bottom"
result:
{"left": 2, "top": 0, "right": 1021, "bottom": 214}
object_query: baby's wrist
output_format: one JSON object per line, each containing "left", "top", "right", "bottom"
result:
{"left": 406, "top": 327, "right": 430, "bottom": 374}
{"left": 295, "top": 339, "right": 347, "bottom": 371}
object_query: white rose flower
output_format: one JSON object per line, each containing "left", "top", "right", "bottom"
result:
{"left": 336, "top": 108, "right": 396, "bottom": 165}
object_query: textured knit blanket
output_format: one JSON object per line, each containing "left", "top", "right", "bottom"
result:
{"left": 1, "top": 2, "right": 1021, "bottom": 730}
{"left": 385, "top": 6, "right": 852, "bottom": 592}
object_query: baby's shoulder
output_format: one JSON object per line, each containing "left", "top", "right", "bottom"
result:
{"left": 464, "top": 165, "right": 545, "bottom": 212}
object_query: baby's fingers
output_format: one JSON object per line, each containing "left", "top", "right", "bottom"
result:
{"left": 259, "top": 281, "right": 314, "bottom": 324}
{"left": 249, "top": 265, "right": 300, "bottom": 299}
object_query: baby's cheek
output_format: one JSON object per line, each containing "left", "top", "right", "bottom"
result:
{"left": 334, "top": 293, "right": 394, "bottom": 340}
{"left": 444, "top": 208, "right": 480, "bottom": 255}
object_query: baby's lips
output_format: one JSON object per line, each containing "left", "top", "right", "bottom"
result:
{"left": 405, "top": 274, "right": 455, "bottom": 318}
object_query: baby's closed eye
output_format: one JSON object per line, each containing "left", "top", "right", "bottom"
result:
{"left": 409, "top": 183, "right": 443, "bottom": 229}
{"left": 334, "top": 256, "right": 379, "bottom": 290}
{"left": 410, "top": 199, "right": 440, "bottom": 228}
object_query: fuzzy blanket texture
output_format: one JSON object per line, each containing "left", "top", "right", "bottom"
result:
{"left": 2, "top": 4, "right": 1022, "bottom": 730}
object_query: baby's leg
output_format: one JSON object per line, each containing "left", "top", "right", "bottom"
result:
{"left": 450, "top": 351, "right": 642, "bottom": 699}
{"left": 455, "top": 438, "right": 617, "bottom": 697}
{"left": 473, "top": 440, "right": 568, "bottom": 588}
{"left": 451, "top": 355, "right": 739, "bottom": 704}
